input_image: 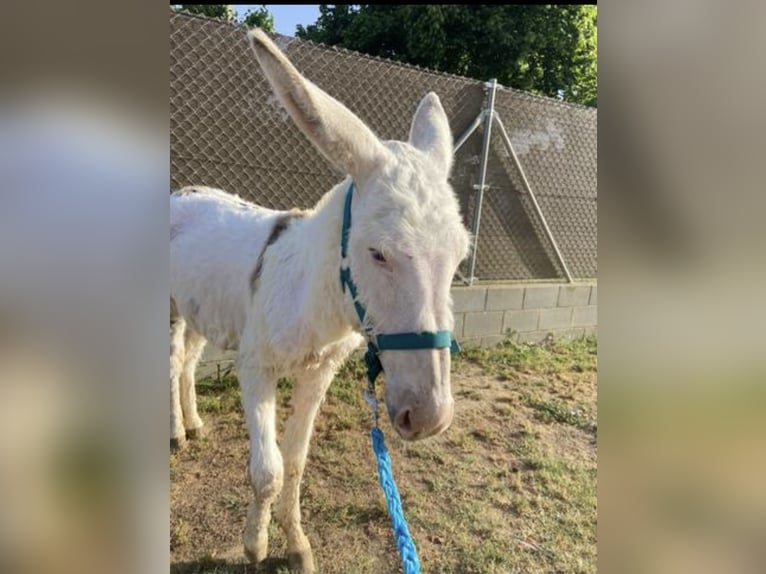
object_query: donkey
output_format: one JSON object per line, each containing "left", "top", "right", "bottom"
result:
{"left": 170, "top": 28, "right": 471, "bottom": 572}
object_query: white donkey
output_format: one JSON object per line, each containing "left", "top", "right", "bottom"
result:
{"left": 170, "top": 29, "right": 471, "bottom": 572}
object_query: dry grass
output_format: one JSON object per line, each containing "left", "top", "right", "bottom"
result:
{"left": 170, "top": 336, "right": 597, "bottom": 573}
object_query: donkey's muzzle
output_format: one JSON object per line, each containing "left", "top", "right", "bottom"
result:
{"left": 390, "top": 398, "right": 454, "bottom": 441}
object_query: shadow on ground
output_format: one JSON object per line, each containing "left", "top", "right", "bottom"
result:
{"left": 171, "top": 556, "right": 290, "bottom": 574}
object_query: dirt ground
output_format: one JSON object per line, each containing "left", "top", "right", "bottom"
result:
{"left": 170, "top": 337, "right": 597, "bottom": 574}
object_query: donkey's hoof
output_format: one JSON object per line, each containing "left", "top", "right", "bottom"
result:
{"left": 243, "top": 546, "right": 266, "bottom": 566}
{"left": 287, "top": 550, "right": 315, "bottom": 573}
{"left": 185, "top": 425, "right": 206, "bottom": 440}
{"left": 243, "top": 537, "right": 268, "bottom": 565}
{"left": 170, "top": 436, "right": 186, "bottom": 452}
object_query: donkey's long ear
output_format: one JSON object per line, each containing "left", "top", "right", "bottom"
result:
{"left": 248, "top": 29, "right": 390, "bottom": 180}
{"left": 408, "top": 92, "right": 453, "bottom": 176}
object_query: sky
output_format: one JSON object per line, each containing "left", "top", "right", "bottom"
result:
{"left": 233, "top": 5, "right": 321, "bottom": 37}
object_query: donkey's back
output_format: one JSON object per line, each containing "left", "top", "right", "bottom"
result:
{"left": 170, "top": 186, "right": 281, "bottom": 351}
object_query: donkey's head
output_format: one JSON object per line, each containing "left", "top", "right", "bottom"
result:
{"left": 249, "top": 29, "right": 471, "bottom": 440}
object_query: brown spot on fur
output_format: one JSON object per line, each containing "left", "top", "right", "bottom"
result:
{"left": 249, "top": 210, "right": 307, "bottom": 295}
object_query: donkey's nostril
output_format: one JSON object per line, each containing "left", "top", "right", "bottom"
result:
{"left": 395, "top": 408, "right": 413, "bottom": 434}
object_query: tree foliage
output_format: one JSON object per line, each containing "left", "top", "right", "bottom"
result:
{"left": 242, "top": 6, "right": 275, "bottom": 32}
{"left": 297, "top": 5, "right": 597, "bottom": 107}
{"left": 172, "top": 5, "right": 275, "bottom": 33}
{"left": 172, "top": 5, "right": 235, "bottom": 21}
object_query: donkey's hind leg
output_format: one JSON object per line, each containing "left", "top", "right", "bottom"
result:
{"left": 275, "top": 364, "right": 336, "bottom": 573}
{"left": 170, "top": 300, "right": 187, "bottom": 450}
{"left": 180, "top": 328, "right": 206, "bottom": 439}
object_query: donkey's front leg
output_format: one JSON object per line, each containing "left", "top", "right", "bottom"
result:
{"left": 275, "top": 365, "right": 335, "bottom": 573}
{"left": 239, "top": 358, "right": 283, "bottom": 564}
{"left": 170, "top": 311, "right": 187, "bottom": 450}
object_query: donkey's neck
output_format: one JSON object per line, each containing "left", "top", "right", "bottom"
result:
{"left": 293, "top": 178, "right": 361, "bottom": 344}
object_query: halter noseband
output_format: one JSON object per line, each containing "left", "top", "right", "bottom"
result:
{"left": 339, "top": 182, "right": 460, "bottom": 386}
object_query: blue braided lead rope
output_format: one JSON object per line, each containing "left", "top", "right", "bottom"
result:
{"left": 370, "top": 427, "right": 421, "bottom": 574}
{"left": 364, "top": 372, "right": 421, "bottom": 574}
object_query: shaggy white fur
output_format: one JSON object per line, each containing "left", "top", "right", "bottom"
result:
{"left": 170, "top": 28, "right": 471, "bottom": 572}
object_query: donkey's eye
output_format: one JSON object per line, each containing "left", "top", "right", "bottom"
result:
{"left": 369, "top": 248, "right": 387, "bottom": 264}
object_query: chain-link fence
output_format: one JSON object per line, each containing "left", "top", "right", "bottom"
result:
{"left": 170, "top": 11, "right": 597, "bottom": 281}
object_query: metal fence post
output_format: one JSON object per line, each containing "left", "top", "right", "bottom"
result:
{"left": 492, "top": 112, "right": 574, "bottom": 283}
{"left": 466, "top": 78, "right": 497, "bottom": 285}
{"left": 453, "top": 112, "right": 484, "bottom": 154}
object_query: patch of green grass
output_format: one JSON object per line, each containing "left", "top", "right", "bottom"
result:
{"left": 195, "top": 373, "right": 239, "bottom": 394}
{"left": 325, "top": 357, "right": 370, "bottom": 406}
{"left": 170, "top": 518, "right": 190, "bottom": 549}
{"left": 523, "top": 394, "right": 595, "bottom": 431}
{"left": 335, "top": 355, "right": 368, "bottom": 384}
{"left": 456, "top": 387, "right": 482, "bottom": 400}
{"left": 276, "top": 376, "right": 294, "bottom": 407}
{"left": 218, "top": 493, "right": 243, "bottom": 511}
{"left": 196, "top": 373, "right": 241, "bottom": 414}
{"left": 458, "top": 334, "right": 597, "bottom": 378}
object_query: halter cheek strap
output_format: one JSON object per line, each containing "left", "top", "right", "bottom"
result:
{"left": 339, "top": 182, "right": 461, "bottom": 389}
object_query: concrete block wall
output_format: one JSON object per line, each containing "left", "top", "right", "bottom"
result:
{"left": 452, "top": 282, "right": 597, "bottom": 348}
{"left": 197, "top": 281, "right": 597, "bottom": 376}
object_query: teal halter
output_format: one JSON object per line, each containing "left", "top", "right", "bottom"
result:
{"left": 339, "top": 182, "right": 460, "bottom": 386}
